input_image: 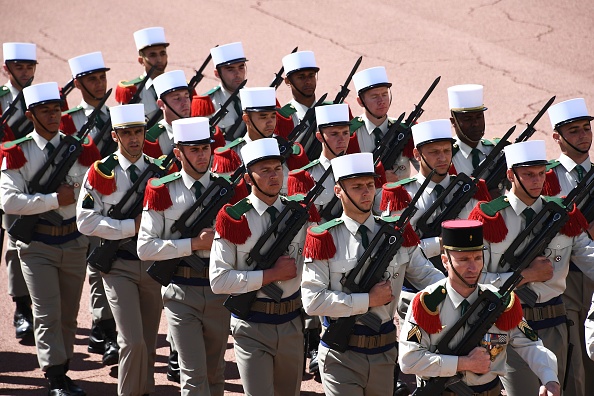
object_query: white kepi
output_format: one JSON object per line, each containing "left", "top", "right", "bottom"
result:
{"left": 448, "top": 84, "right": 487, "bottom": 112}
{"left": 133, "top": 27, "right": 168, "bottom": 51}
{"left": 110, "top": 104, "right": 146, "bottom": 129}
{"left": 172, "top": 117, "right": 211, "bottom": 145}
{"left": 23, "top": 82, "right": 60, "bottom": 109}
{"left": 331, "top": 152, "right": 378, "bottom": 181}
{"left": 153, "top": 70, "right": 188, "bottom": 99}
{"left": 240, "top": 87, "right": 276, "bottom": 111}
{"left": 315, "top": 104, "right": 350, "bottom": 128}
{"left": 547, "top": 98, "right": 593, "bottom": 129}
{"left": 211, "top": 42, "right": 246, "bottom": 67}
{"left": 241, "top": 138, "right": 283, "bottom": 167}
{"left": 282, "top": 51, "right": 319, "bottom": 76}
{"left": 68, "top": 52, "right": 110, "bottom": 78}
{"left": 353, "top": 66, "right": 392, "bottom": 94}
{"left": 411, "top": 119, "right": 455, "bottom": 147}
{"left": 3, "top": 42, "right": 37, "bottom": 63}
{"left": 504, "top": 140, "right": 548, "bottom": 168}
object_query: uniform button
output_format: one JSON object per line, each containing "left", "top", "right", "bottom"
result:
{"left": 555, "top": 255, "right": 562, "bottom": 262}
{"left": 342, "top": 268, "right": 345, "bottom": 271}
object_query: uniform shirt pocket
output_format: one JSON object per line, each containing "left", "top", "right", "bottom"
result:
{"left": 328, "top": 258, "right": 358, "bottom": 291}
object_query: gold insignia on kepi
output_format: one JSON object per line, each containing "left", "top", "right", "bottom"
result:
{"left": 407, "top": 324, "right": 422, "bottom": 343}
{"left": 518, "top": 319, "right": 538, "bottom": 341}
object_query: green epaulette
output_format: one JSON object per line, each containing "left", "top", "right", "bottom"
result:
{"left": 384, "top": 176, "right": 417, "bottom": 189}
{"left": 226, "top": 197, "right": 254, "bottom": 220}
{"left": 542, "top": 196, "right": 566, "bottom": 208}
{"left": 224, "top": 137, "right": 245, "bottom": 150}
{"left": 546, "top": 159, "right": 561, "bottom": 172}
{"left": 309, "top": 218, "right": 343, "bottom": 234}
{"left": 282, "top": 194, "right": 305, "bottom": 203}
{"left": 119, "top": 75, "right": 144, "bottom": 87}
{"left": 296, "top": 159, "right": 320, "bottom": 172}
{"left": 479, "top": 195, "right": 511, "bottom": 216}
{"left": 278, "top": 103, "right": 297, "bottom": 118}
{"left": 203, "top": 86, "right": 221, "bottom": 96}
{"left": 349, "top": 116, "right": 364, "bottom": 133}
{"left": 150, "top": 172, "right": 182, "bottom": 188}
{"left": 146, "top": 123, "right": 166, "bottom": 143}
{"left": 481, "top": 138, "right": 495, "bottom": 146}
{"left": 322, "top": 100, "right": 334, "bottom": 106}
{"left": 0, "top": 85, "right": 12, "bottom": 98}
{"left": 452, "top": 143, "right": 460, "bottom": 156}
{"left": 377, "top": 214, "right": 400, "bottom": 223}
{"left": 63, "top": 105, "right": 83, "bottom": 115}
{"left": 3, "top": 135, "right": 33, "bottom": 149}
{"left": 96, "top": 153, "right": 119, "bottom": 175}
{"left": 422, "top": 285, "right": 447, "bottom": 312}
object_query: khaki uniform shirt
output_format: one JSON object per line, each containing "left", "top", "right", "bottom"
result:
{"left": 208, "top": 84, "right": 245, "bottom": 141}
{"left": 66, "top": 100, "right": 110, "bottom": 151}
{"left": 551, "top": 154, "right": 592, "bottom": 198}
{"left": 156, "top": 119, "right": 174, "bottom": 156}
{"left": 451, "top": 138, "right": 495, "bottom": 177}
{"left": 120, "top": 73, "right": 159, "bottom": 121}
{"left": 0, "top": 81, "right": 33, "bottom": 136}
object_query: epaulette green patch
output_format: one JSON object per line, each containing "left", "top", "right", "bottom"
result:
{"left": 546, "top": 159, "right": 561, "bottom": 172}
{"left": 385, "top": 176, "right": 417, "bottom": 189}
{"left": 212, "top": 172, "right": 232, "bottom": 184}
{"left": 2, "top": 135, "right": 33, "bottom": 149}
{"left": 518, "top": 319, "right": 538, "bottom": 341}
{"left": 452, "top": 143, "right": 460, "bottom": 156}
{"left": 297, "top": 159, "right": 320, "bottom": 172}
{"left": 422, "top": 285, "right": 447, "bottom": 312}
{"left": 283, "top": 194, "right": 305, "bottom": 203}
{"left": 378, "top": 214, "right": 401, "bottom": 223}
{"left": 291, "top": 143, "right": 302, "bottom": 155}
{"left": 0, "top": 85, "right": 11, "bottom": 98}
{"left": 149, "top": 172, "right": 181, "bottom": 187}
{"left": 479, "top": 195, "right": 511, "bottom": 216}
{"left": 63, "top": 105, "right": 83, "bottom": 115}
{"left": 152, "top": 155, "right": 171, "bottom": 169}
{"left": 120, "top": 75, "right": 144, "bottom": 87}
{"left": 542, "top": 196, "right": 565, "bottom": 208}
{"left": 277, "top": 103, "right": 297, "bottom": 118}
{"left": 146, "top": 123, "right": 166, "bottom": 142}
{"left": 225, "top": 137, "right": 245, "bottom": 149}
{"left": 310, "top": 218, "right": 343, "bottom": 234}
{"left": 349, "top": 117, "right": 364, "bottom": 133}
{"left": 226, "top": 197, "right": 253, "bottom": 220}
{"left": 322, "top": 100, "right": 334, "bottom": 106}
{"left": 82, "top": 193, "right": 94, "bottom": 209}
{"left": 481, "top": 138, "right": 495, "bottom": 146}
{"left": 97, "top": 154, "right": 119, "bottom": 175}
{"left": 203, "top": 86, "right": 221, "bottom": 96}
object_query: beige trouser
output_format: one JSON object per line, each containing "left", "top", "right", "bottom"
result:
{"left": 501, "top": 322, "right": 567, "bottom": 395}
{"left": 17, "top": 236, "right": 88, "bottom": 370}
{"left": 231, "top": 315, "right": 304, "bottom": 396}
{"left": 563, "top": 270, "right": 594, "bottom": 396}
{"left": 163, "top": 283, "right": 230, "bottom": 396}
{"left": 318, "top": 343, "right": 397, "bottom": 396}
{"left": 5, "top": 212, "right": 29, "bottom": 297}
{"left": 87, "top": 236, "right": 113, "bottom": 323}
{"left": 102, "top": 258, "right": 162, "bottom": 396}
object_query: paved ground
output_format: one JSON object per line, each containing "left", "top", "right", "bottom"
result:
{"left": 0, "top": 0, "right": 593, "bottom": 394}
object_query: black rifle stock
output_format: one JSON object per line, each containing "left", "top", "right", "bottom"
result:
{"left": 87, "top": 151, "right": 176, "bottom": 273}
{"left": 321, "top": 172, "right": 433, "bottom": 352}
{"left": 188, "top": 52, "right": 213, "bottom": 91}
{"left": 220, "top": 79, "right": 249, "bottom": 141}
{"left": 269, "top": 47, "right": 298, "bottom": 90}
{"left": 212, "top": 79, "right": 247, "bottom": 129}
{"left": 8, "top": 89, "right": 112, "bottom": 243}
{"left": 484, "top": 96, "right": 556, "bottom": 191}
{"left": 223, "top": 165, "right": 332, "bottom": 319}
{"left": 0, "top": 77, "right": 33, "bottom": 140}
{"left": 128, "top": 64, "right": 157, "bottom": 105}
{"left": 146, "top": 166, "right": 245, "bottom": 285}
{"left": 60, "top": 78, "right": 75, "bottom": 102}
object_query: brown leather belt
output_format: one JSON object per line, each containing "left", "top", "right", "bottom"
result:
{"left": 173, "top": 266, "right": 209, "bottom": 279}
{"left": 522, "top": 303, "right": 566, "bottom": 321}
{"left": 34, "top": 222, "right": 78, "bottom": 237}
{"left": 251, "top": 296, "right": 302, "bottom": 315}
{"left": 348, "top": 329, "right": 396, "bottom": 349}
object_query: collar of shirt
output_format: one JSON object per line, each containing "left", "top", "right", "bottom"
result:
{"left": 362, "top": 114, "right": 389, "bottom": 136}
{"left": 340, "top": 212, "right": 376, "bottom": 238}
{"left": 506, "top": 191, "right": 544, "bottom": 216}
{"left": 159, "top": 118, "right": 173, "bottom": 140}
{"left": 416, "top": 172, "right": 450, "bottom": 195}
{"left": 558, "top": 153, "right": 592, "bottom": 173}
{"left": 446, "top": 280, "right": 480, "bottom": 309}
{"left": 248, "top": 193, "right": 283, "bottom": 216}
{"left": 80, "top": 99, "right": 108, "bottom": 118}
{"left": 116, "top": 150, "right": 146, "bottom": 172}
{"left": 219, "top": 83, "right": 232, "bottom": 98}
{"left": 455, "top": 138, "right": 485, "bottom": 159}
{"left": 180, "top": 169, "right": 211, "bottom": 191}
{"left": 5, "top": 80, "right": 19, "bottom": 98}
{"left": 319, "top": 154, "right": 332, "bottom": 169}
{"left": 32, "top": 131, "right": 61, "bottom": 151}
{"left": 290, "top": 99, "right": 313, "bottom": 120}
{"left": 141, "top": 73, "right": 154, "bottom": 90}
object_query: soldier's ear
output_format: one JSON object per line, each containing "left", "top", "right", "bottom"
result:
{"left": 111, "top": 130, "right": 118, "bottom": 142}
{"left": 506, "top": 168, "right": 514, "bottom": 183}
{"left": 244, "top": 172, "right": 253, "bottom": 186}
{"left": 356, "top": 96, "right": 363, "bottom": 108}
{"left": 25, "top": 110, "right": 33, "bottom": 122}
{"left": 284, "top": 76, "right": 291, "bottom": 86}
{"left": 412, "top": 147, "right": 421, "bottom": 162}
{"left": 242, "top": 113, "right": 250, "bottom": 125}
{"left": 156, "top": 99, "right": 165, "bottom": 111}
{"left": 315, "top": 131, "right": 324, "bottom": 143}
{"left": 137, "top": 56, "right": 144, "bottom": 67}
{"left": 173, "top": 147, "right": 182, "bottom": 162}
{"left": 334, "top": 184, "right": 341, "bottom": 197}
{"left": 552, "top": 132, "right": 561, "bottom": 144}
{"left": 213, "top": 69, "right": 220, "bottom": 79}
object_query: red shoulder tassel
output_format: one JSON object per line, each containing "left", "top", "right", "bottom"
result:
{"left": 449, "top": 163, "right": 458, "bottom": 175}
{"left": 2, "top": 143, "right": 27, "bottom": 169}
{"left": 303, "top": 226, "right": 336, "bottom": 260}
{"left": 60, "top": 114, "right": 77, "bottom": 136}
{"left": 473, "top": 179, "right": 492, "bottom": 202}
{"left": 399, "top": 222, "right": 420, "bottom": 247}
{"left": 143, "top": 178, "right": 173, "bottom": 211}
{"left": 411, "top": 292, "right": 442, "bottom": 334}
{"left": 229, "top": 178, "right": 249, "bottom": 205}
{"left": 212, "top": 147, "right": 242, "bottom": 174}
{"left": 115, "top": 84, "right": 136, "bottom": 104}
{"left": 211, "top": 126, "right": 226, "bottom": 151}
{"left": 380, "top": 184, "right": 412, "bottom": 212}
{"left": 561, "top": 203, "right": 588, "bottom": 237}
{"left": 374, "top": 161, "right": 387, "bottom": 189}
{"left": 143, "top": 139, "right": 164, "bottom": 158}
{"left": 275, "top": 112, "right": 295, "bottom": 139}
{"left": 468, "top": 202, "right": 508, "bottom": 243}
{"left": 495, "top": 292, "right": 523, "bottom": 331}
{"left": 403, "top": 137, "right": 415, "bottom": 158}
{"left": 286, "top": 143, "right": 309, "bottom": 170}
{"left": 346, "top": 132, "right": 361, "bottom": 154}
{"left": 87, "top": 161, "right": 117, "bottom": 195}
{"left": 288, "top": 168, "right": 315, "bottom": 196}
{"left": 78, "top": 136, "right": 102, "bottom": 167}
{"left": 191, "top": 95, "right": 215, "bottom": 117}
{"left": 1, "top": 124, "right": 15, "bottom": 142}
{"left": 541, "top": 169, "right": 561, "bottom": 196}
{"left": 308, "top": 204, "right": 321, "bottom": 223}
{"left": 215, "top": 204, "right": 251, "bottom": 245}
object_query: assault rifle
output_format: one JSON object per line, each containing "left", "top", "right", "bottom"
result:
{"left": 413, "top": 165, "right": 594, "bottom": 396}
{"left": 188, "top": 52, "right": 213, "bottom": 91}
{"left": 305, "top": 56, "right": 362, "bottom": 160}
{"left": 484, "top": 96, "right": 556, "bottom": 191}
{"left": 269, "top": 47, "right": 298, "bottom": 90}
{"left": 146, "top": 165, "right": 245, "bottom": 285}
{"left": 128, "top": 64, "right": 157, "bottom": 105}
{"left": 321, "top": 171, "right": 434, "bottom": 352}
{"left": 212, "top": 79, "right": 247, "bottom": 130}
{"left": 60, "top": 78, "right": 75, "bottom": 102}
{"left": 223, "top": 164, "right": 333, "bottom": 319}
{"left": 372, "top": 76, "right": 441, "bottom": 171}
{"left": 222, "top": 79, "right": 250, "bottom": 141}
{"left": 415, "top": 125, "right": 516, "bottom": 240}
{"left": 8, "top": 89, "right": 113, "bottom": 244}
{"left": 0, "top": 77, "right": 33, "bottom": 141}
{"left": 87, "top": 151, "right": 176, "bottom": 273}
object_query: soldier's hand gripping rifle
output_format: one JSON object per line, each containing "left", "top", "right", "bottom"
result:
{"left": 305, "top": 57, "right": 362, "bottom": 160}
{"left": 8, "top": 89, "right": 113, "bottom": 244}
{"left": 415, "top": 125, "right": 516, "bottom": 240}
{"left": 413, "top": 167, "right": 594, "bottom": 396}
{"left": 222, "top": 80, "right": 250, "bottom": 141}
{"left": 223, "top": 165, "right": 332, "bottom": 319}
{"left": 372, "top": 76, "right": 441, "bottom": 171}
{"left": 321, "top": 171, "right": 433, "bottom": 353}
{"left": 484, "top": 96, "right": 556, "bottom": 191}
{"left": 87, "top": 151, "right": 176, "bottom": 273}
{"left": 269, "top": 47, "right": 298, "bottom": 90}
{"left": 0, "top": 77, "right": 33, "bottom": 141}
{"left": 146, "top": 165, "right": 246, "bottom": 286}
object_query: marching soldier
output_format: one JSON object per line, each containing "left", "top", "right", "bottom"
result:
{"left": 468, "top": 140, "right": 594, "bottom": 393}
{"left": 399, "top": 219, "right": 560, "bottom": 396}
{"left": 76, "top": 104, "right": 163, "bottom": 396}
{"left": 60, "top": 51, "right": 119, "bottom": 366}
{"left": 540, "top": 98, "right": 594, "bottom": 396}
{"left": 138, "top": 117, "right": 244, "bottom": 395}
{"left": 1, "top": 82, "right": 98, "bottom": 395}
{"left": 348, "top": 66, "right": 418, "bottom": 182}
{"left": 210, "top": 138, "right": 311, "bottom": 396}
{"left": 115, "top": 27, "right": 169, "bottom": 122}
{"left": 1, "top": 42, "right": 37, "bottom": 340}
{"left": 300, "top": 152, "right": 444, "bottom": 395}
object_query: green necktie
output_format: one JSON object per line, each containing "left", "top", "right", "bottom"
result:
{"left": 95, "top": 112, "right": 106, "bottom": 132}
{"left": 523, "top": 207, "right": 535, "bottom": 226}
{"left": 358, "top": 225, "right": 370, "bottom": 250}
{"left": 471, "top": 148, "right": 481, "bottom": 169}
{"left": 232, "top": 96, "right": 242, "bottom": 118}
{"left": 372, "top": 127, "right": 383, "bottom": 148}
{"left": 576, "top": 165, "right": 585, "bottom": 182}
{"left": 461, "top": 299, "right": 470, "bottom": 317}
{"left": 129, "top": 164, "right": 139, "bottom": 183}
{"left": 193, "top": 181, "right": 203, "bottom": 199}
{"left": 434, "top": 184, "right": 445, "bottom": 198}
{"left": 46, "top": 142, "right": 55, "bottom": 156}
{"left": 267, "top": 206, "right": 280, "bottom": 236}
